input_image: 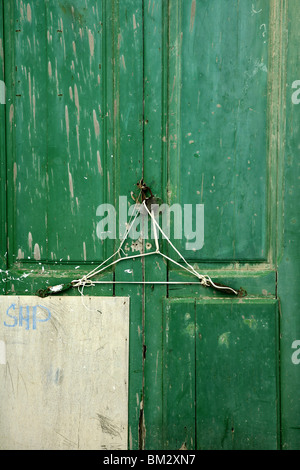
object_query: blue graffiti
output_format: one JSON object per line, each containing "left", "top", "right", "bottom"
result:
{"left": 4, "top": 304, "right": 51, "bottom": 330}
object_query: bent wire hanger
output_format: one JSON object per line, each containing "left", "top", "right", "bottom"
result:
{"left": 36, "top": 183, "right": 247, "bottom": 298}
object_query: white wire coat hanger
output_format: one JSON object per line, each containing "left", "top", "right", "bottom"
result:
{"left": 36, "top": 183, "right": 246, "bottom": 298}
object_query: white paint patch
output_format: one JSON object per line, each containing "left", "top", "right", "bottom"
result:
{"left": 97, "top": 150, "right": 103, "bottom": 175}
{"left": 65, "top": 105, "right": 69, "bottom": 143}
{"left": 28, "top": 232, "right": 33, "bottom": 251}
{"left": 32, "top": 94, "right": 36, "bottom": 129}
{"left": 68, "top": 163, "right": 74, "bottom": 198}
{"left": 9, "top": 103, "right": 14, "bottom": 129}
{"left": 74, "top": 84, "right": 80, "bottom": 122}
{"left": 88, "top": 29, "right": 94, "bottom": 57}
{"left": 17, "top": 248, "right": 24, "bottom": 260}
{"left": 28, "top": 71, "right": 31, "bottom": 107}
{"left": 48, "top": 61, "right": 52, "bottom": 78}
{"left": 13, "top": 162, "right": 17, "bottom": 185}
{"left": 33, "top": 243, "right": 41, "bottom": 261}
{"left": 0, "top": 341, "right": 6, "bottom": 365}
{"left": 121, "top": 54, "right": 126, "bottom": 71}
{"left": 27, "top": 3, "right": 32, "bottom": 23}
{"left": 76, "top": 124, "right": 80, "bottom": 160}
{"left": 0, "top": 80, "right": 5, "bottom": 104}
{"left": 93, "top": 109, "right": 100, "bottom": 138}
{"left": 49, "top": 284, "right": 64, "bottom": 293}
{"left": 190, "top": 0, "right": 196, "bottom": 32}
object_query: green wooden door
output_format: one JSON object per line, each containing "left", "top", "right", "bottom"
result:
{"left": 0, "top": 0, "right": 299, "bottom": 450}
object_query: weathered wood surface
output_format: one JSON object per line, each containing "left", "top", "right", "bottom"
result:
{"left": 0, "top": 295, "right": 129, "bottom": 450}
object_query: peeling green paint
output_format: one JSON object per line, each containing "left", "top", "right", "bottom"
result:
{"left": 218, "top": 332, "right": 231, "bottom": 348}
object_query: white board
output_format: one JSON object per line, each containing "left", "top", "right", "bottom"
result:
{"left": 0, "top": 295, "right": 129, "bottom": 450}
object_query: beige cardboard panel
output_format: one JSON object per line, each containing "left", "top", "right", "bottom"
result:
{"left": 0, "top": 296, "right": 129, "bottom": 450}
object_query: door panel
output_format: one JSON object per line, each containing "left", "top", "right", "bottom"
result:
{"left": 6, "top": 0, "right": 114, "bottom": 264}
{"left": 144, "top": 0, "right": 281, "bottom": 450}
{"left": 163, "top": 298, "right": 279, "bottom": 450}
{"left": 168, "top": 0, "right": 270, "bottom": 262}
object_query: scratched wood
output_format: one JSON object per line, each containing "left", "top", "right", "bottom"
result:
{"left": 0, "top": 0, "right": 6, "bottom": 280}
{"left": 0, "top": 295, "right": 129, "bottom": 450}
{"left": 1, "top": 0, "right": 299, "bottom": 452}
{"left": 5, "top": 1, "right": 113, "bottom": 263}
{"left": 277, "top": 0, "right": 300, "bottom": 450}
{"left": 143, "top": 0, "right": 282, "bottom": 451}
{"left": 163, "top": 298, "right": 279, "bottom": 450}
{"left": 168, "top": 0, "right": 270, "bottom": 263}
{"left": 113, "top": 0, "right": 145, "bottom": 450}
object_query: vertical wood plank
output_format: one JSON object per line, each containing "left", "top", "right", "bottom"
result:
{"left": 8, "top": 1, "right": 48, "bottom": 263}
{"left": 113, "top": 0, "right": 144, "bottom": 450}
{"left": 196, "top": 299, "right": 279, "bottom": 450}
{"left": 0, "top": 0, "right": 6, "bottom": 277}
{"left": 168, "top": 0, "right": 270, "bottom": 263}
{"left": 46, "top": 1, "right": 106, "bottom": 262}
{"left": 278, "top": 0, "right": 300, "bottom": 450}
{"left": 162, "top": 299, "right": 196, "bottom": 450}
{"left": 143, "top": 0, "right": 168, "bottom": 450}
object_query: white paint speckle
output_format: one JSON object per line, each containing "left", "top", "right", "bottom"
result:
{"left": 34, "top": 243, "right": 41, "bottom": 261}
{"left": 133, "top": 14, "right": 137, "bottom": 30}
{"left": 65, "top": 105, "right": 69, "bottom": 142}
{"left": 88, "top": 29, "right": 94, "bottom": 57}
{"left": 68, "top": 163, "right": 74, "bottom": 198}
{"left": 28, "top": 232, "right": 33, "bottom": 251}
{"left": 48, "top": 61, "right": 52, "bottom": 78}
{"left": 93, "top": 109, "right": 100, "bottom": 138}
{"left": 74, "top": 84, "right": 80, "bottom": 122}
{"left": 97, "top": 150, "right": 103, "bottom": 175}
{"left": 27, "top": 3, "right": 32, "bottom": 23}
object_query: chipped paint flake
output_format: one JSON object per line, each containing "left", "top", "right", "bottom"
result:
{"left": 9, "top": 103, "right": 14, "bottom": 129}
{"left": 88, "top": 29, "right": 95, "bottom": 57}
{"left": 48, "top": 60, "right": 52, "bottom": 78}
{"left": 34, "top": 243, "right": 41, "bottom": 261}
{"left": 27, "top": 3, "right": 32, "bottom": 23}
{"left": 97, "top": 150, "right": 103, "bottom": 175}
{"left": 93, "top": 109, "right": 100, "bottom": 138}
{"left": 74, "top": 83, "right": 80, "bottom": 122}
{"left": 218, "top": 332, "right": 231, "bottom": 348}
{"left": 13, "top": 162, "right": 17, "bottom": 185}
{"left": 68, "top": 163, "right": 74, "bottom": 198}
{"left": 28, "top": 232, "right": 33, "bottom": 251}
{"left": 133, "top": 14, "right": 137, "bottom": 30}
{"left": 190, "top": 0, "right": 196, "bottom": 32}
{"left": 65, "top": 105, "right": 69, "bottom": 142}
